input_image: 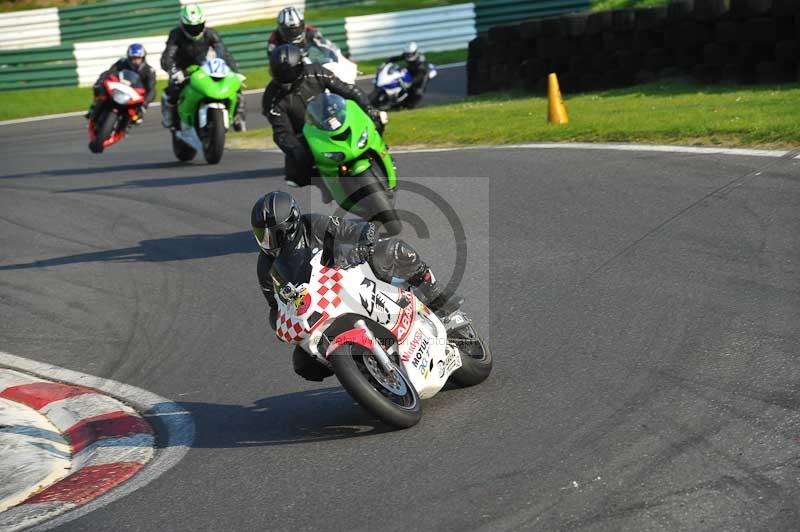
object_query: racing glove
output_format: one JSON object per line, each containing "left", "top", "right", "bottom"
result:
{"left": 367, "top": 107, "right": 387, "bottom": 134}
{"left": 170, "top": 69, "right": 186, "bottom": 84}
{"left": 337, "top": 243, "right": 373, "bottom": 269}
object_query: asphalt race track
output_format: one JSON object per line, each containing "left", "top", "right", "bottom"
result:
{"left": 1, "top": 66, "right": 800, "bottom": 531}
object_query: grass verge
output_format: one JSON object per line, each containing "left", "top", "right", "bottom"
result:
{"left": 218, "top": 1, "right": 464, "bottom": 31}
{"left": 229, "top": 80, "right": 800, "bottom": 151}
{"left": 591, "top": 0, "right": 666, "bottom": 10}
{"left": 0, "top": 49, "right": 465, "bottom": 121}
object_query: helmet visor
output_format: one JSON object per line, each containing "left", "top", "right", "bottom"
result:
{"left": 183, "top": 22, "right": 205, "bottom": 38}
{"left": 279, "top": 25, "right": 305, "bottom": 44}
{"left": 253, "top": 216, "right": 297, "bottom": 255}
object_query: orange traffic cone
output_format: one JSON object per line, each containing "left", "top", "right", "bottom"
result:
{"left": 547, "top": 73, "right": 569, "bottom": 125}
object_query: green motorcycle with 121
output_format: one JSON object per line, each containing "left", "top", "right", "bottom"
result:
{"left": 171, "top": 58, "right": 243, "bottom": 164}
{"left": 303, "top": 93, "right": 400, "bottom": 234}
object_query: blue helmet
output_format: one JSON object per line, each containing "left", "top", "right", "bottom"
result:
{"left": 127, "top": 43, "right": 146, "bottom": 59}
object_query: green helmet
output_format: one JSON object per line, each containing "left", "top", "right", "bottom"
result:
{"left": 180, "top": 4, "right": 206, "bottom": 41}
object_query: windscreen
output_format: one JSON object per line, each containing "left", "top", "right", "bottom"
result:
{"left": 118, "top": 69, "right": 144, "bottom": 89}
{"left": 305, "top": 93, "right": 347, "bottom": 131}
{"left": 306, "top": 45, "right": 338, "bottom": 65}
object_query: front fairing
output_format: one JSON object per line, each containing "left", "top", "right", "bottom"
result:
{"left": 303, "top": 100, "right": 396, "bottom": 203}
{"left": 178, "top": 66, "right": 241, "bottom": 126}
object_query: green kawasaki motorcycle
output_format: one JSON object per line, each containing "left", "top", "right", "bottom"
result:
{"left": 303, "top": 93, "right": 400, "bottom": 234}
{"left": 172, "top": 58, "right": 241, "bottom": 164}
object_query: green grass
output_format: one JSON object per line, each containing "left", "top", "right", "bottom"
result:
{"left": 0, "top": 49, "right": 466, "bottom": 120}
{"left": 0, "top": 0, "right": 100, "bottom": 12}
{"left": 218, "top": 0, "right": 464, "bottom": 31}
{"left": 591, "top": 0, "right": 667, "bottom": 10}
{"left": 230, "top": 80, "right": 800, "bottom": 150}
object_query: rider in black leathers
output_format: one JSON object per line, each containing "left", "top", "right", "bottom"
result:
{"left": 262, "top": 44, "right": 382, "bottom": 188}
{"left": 267, "top": 6, "right": 331, "bottom": 57}
{"left": 86, "top": 43, "right": 156, "bottom": 123}
{"left": 252, "top": 191, "right": 462, "bottom": 381}
{"left": 386, "top": 42, "right": 430, "bottom": 108}
{"left": 160, "top": 4, "right": 246, "bottom": 131}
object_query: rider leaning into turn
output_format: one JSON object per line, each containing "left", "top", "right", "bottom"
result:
{"left": 262, "top": 44, "right": 384, "bottom": 188}
{"left": 160, "top": 3, "right": 246, "bottom": 131}
{"left": 252, "top": 191, "right": 463, "bottom": 381}
{"left": 386, "top": 42, "right": 430, "bottom": 107}
{"left": 267, "top": 6, "right": 331, "bottom": 57}
{"left": 86, "top": 43, "right": 156, "bottom": 123}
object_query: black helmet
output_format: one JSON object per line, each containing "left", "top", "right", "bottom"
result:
{"left": 277, "top": 7, "right": 306, "bottom": 46}
{"left": 251, "top": 191, "right": 300, "bottom": 257}
{"left": 270, "top": 44, "right": 304, "bottom": 90}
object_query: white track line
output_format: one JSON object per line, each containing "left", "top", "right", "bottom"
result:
{"left": 241, "top": 142, "right": 789, "bottom": 159}
{"left": 391, "top": 142, "right": 789, "bottom": 158}
{"left": 0, "top": 62, "right": 467, "bottom": 127}
{"left": 0, "top": 351, "right": 195, "bottom": 532}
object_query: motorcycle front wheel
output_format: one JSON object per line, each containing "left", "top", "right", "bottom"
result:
{"left": 202, "top": 108, "right": 226, "bottom": 164}
{"left": 89, "top": 109, "right": 117, "bottom": 153}
{"left": 344, "top": 158, "right": 401, "bottom": 235}
{"left": 330, "top": 343, "right": 421, "bottom": 429}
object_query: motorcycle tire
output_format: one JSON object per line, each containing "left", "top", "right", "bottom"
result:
{"left": 171, "top": 131, "right": 196, "bottom": 162}
{"left": 448, "top": 324, "right": 493, "bottom": 387}
{"left": 369, "top": 90, "right": 390, "bottom": 111}
{"left": 90, "top": 110, "right": 117, "bottom": 153}
{"left": 202, "top": 108, "right": 226, "bottom": 164}
{"left": 344, "top": 159, "right": 401, "bottom": 235}
{"left": 330, "top": 342, "right": 422, "bottom": 429}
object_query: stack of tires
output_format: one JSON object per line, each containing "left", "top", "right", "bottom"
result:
{"left": 467, "top": 0, "right": 800, "bottom": 95}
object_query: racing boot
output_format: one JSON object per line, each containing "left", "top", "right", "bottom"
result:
{"left": 232, "top": 96, "right": 246, "bottom": 132}
{"left": 161, "top": 93, "right": 176, "bottom": 129}
{"left": 411, "top": 268, "right": 463, "bottom": 318}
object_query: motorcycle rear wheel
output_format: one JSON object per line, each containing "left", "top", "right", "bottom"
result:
{"left": 202, "top": 108, "right": 226, "bottom": 164}
{"left": 448, "top": 324, "right": 493, "bottom": 387}
{"left": 89, "top": 110, "right": 117, "bottom": 153}
{"left": 330, "top": 343, "right": 421, "bottom": 429}
{"left": 171, "top": 131, "right": 196, "bottom": 162}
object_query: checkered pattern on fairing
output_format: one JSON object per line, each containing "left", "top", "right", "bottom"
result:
{"left": 275, "top": 266, "right": 344, "bottom": 343}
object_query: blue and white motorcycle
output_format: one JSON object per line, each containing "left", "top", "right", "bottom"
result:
{"left": 369, "top": 62, "right": 437, "bottom": 111}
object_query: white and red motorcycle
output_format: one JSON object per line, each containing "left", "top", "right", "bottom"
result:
{"left": 272, "top": 246, "right": 491, "bottom": 429}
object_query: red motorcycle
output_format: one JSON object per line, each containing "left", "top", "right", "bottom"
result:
{"left": 88, "top": 69, "right": 145, "bottom": 153}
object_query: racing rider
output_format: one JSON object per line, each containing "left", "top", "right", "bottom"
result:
{"left": 267, "top": 6, "right": 332, "bottom": 57}
{"left": 262, "top": 44, "right": 385, "bottom": 188}
{"left": 85, "top": 43, "right": 156, "bottom": 123}
{"left": 385, "top": 42, "right": 430, "bottom": 108}
{"left": 160, "top": 3, "right": 246, "bottom": 131}
{"left": 252, "top": 191, "right": 463, "bottom": 381}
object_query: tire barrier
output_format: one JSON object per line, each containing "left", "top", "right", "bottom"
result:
{"left": 467, "top": 0, "right": 800, "bottom": 95}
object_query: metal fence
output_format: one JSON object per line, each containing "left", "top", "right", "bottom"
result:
{"left": 344, "top": 3, "right": 476, "bottom": 60}
{"left": 0, "top": 0, "right": 591, "bottom": 90}
{"left": 0, "top": 44, "right": 77, "bottom": 90}
{"left": 475, "top": 0, "right": 591, "bottom": 33}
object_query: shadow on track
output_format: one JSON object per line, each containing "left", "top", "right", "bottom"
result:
{"left": 175, "top": 387, "right": 395, "bottom": 446}
{"left": 0, "top": 231, "right": 255, "bottom": 271}
{"left": 2, "top": 161, "right": 183, "bottom": 180}
{"left": 57, "top": 167, "right": 283, "bottom": 193}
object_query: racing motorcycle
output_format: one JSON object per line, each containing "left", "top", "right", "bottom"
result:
{"left": 305, "top": 41, "right": 358, "bottom": 85}
{"left": 272, "top": 245, "right": 492, "bottom": 429}
{"left": 171, "top": 58, "right": 242, "bottom": 164}
{"left": 88, "top": 69, "right": 145, "bottom": 153}
{"left": 369, "top": 62, "right": 437, "bottom": 111}
{"left": 303, "top": 92, "right": 400, "bottom": 234}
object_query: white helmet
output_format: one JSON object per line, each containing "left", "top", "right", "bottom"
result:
{"left": 403, "top": 42, "right": 419, "bottom": 61}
